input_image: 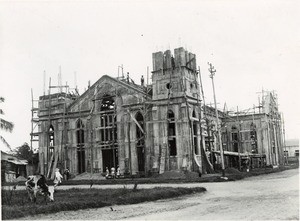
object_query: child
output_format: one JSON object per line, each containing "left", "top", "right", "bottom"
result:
{"left": 54, "top": 168, "right": 63, "bottom": 187}
{"left": 116, "top": 166, "right": 120, "bottom": 178}
{"left": 105, "top": 167, "right": 110, "bottom": 178}
{"left": 111, "top": 167, "right": 115, "bottom": 178}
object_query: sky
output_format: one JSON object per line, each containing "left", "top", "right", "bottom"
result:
{"left": 0, "top": 0, "right": 299, "bottom": 152}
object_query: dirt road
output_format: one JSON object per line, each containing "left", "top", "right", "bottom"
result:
{"left": 20, "top": 168, "right": 299, "bottom": 220}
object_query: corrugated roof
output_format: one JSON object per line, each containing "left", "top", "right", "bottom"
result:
{"left": 6, "top": 159, "right": 28, "bottom": 165}
{"left": 1, "top": 151, "right": 28, "bottom": 165}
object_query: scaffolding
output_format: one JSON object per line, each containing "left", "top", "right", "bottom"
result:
{"left": 30, "top": 69, "right": 77, "bottom": 178}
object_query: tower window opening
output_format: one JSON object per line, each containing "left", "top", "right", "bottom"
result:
{"left": 192, "top": 110, "right": 199, "bottom": 155}
{"left": 48, "top": 125, "right": 54, "bottom": 159}
{"left": 166, "top": 83, "right": 172, "bottom": 89}
{"left": 49, "top": 125, "right": 54, "bottom": 147}
{"left": 168, "top": 110, "right": 177, "bottom": 156}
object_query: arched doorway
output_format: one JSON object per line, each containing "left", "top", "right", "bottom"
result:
{"left": 136, "top": 112, "right": 145, "bottom": 173}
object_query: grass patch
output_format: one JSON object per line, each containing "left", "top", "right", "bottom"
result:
{"left": 2, "top": 187, "right": 206, "bottom": 220}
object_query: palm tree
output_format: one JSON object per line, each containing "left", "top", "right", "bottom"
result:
{"left": 0, "top": 97, "right": 14, "bottom": 151}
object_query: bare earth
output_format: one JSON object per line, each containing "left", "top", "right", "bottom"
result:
{"left": 19, "top": 168, "right": 299, "bottom": 220}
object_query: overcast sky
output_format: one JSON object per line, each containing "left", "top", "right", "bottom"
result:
{"left": 0, "top": 0, "right": 299, "bottom": 152}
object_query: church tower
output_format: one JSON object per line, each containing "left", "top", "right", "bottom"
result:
{"left": 150, "top": 47, "right": 203, "bottom": 174}
{"left": 152, "top": 47, "right": 199, "bottom": 100}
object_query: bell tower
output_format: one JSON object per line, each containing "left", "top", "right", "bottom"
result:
{"left": 152, "top": 47, "right": 200, "bottom": 101}
{"left": 150, "top": 47, "right": 202, "bottom": 173}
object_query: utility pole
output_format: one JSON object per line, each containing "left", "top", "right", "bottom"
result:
{"left": 236, "top": 106, "right": 242, "bottom": 171}
{"left": 208, "top": 62, "right": 226, "bottom": 177}
{"left": 282, "top": 113, "right": 288, "bottom": 165}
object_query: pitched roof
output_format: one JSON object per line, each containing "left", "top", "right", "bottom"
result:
{"left": 1, "top": 151, "right": 28, "bottom": 165}
{"left": 68, "top": 75, "right": 149, "bottom": 110}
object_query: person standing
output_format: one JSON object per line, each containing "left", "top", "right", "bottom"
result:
{"left": 105, "top": 167, "right": 110, "bottom": 178}
{"left": 54, "top": 168, "right": 63, "bottom": 187}
{"left": 64, "top": 168, "right": 70, "bottom": 180}
{"left": 111, "top": 167, "right": 115, "bottom": 179}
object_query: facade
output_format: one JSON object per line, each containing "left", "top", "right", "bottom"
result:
{"left": 35, "top": 47, "right": 285, "bottom": 178}
{"left": 216, "top": 91, "right": 284, "bottom": 169}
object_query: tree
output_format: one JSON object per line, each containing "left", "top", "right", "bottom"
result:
{"left": 14, "top": 142, "right": 38, "bottom": 164}
{"left": 0, "top": 97, "right": 14, "bottom": 151}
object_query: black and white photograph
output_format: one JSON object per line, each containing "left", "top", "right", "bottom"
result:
{"left": 0, "top": 0, "right": 299, "bottom": 220}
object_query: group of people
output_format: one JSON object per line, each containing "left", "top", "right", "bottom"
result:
{"left": 105, "top": 166, "right": 121, "bottom": 179}
{"left": 53, "top": 166, "right": 122, "bottom": 185}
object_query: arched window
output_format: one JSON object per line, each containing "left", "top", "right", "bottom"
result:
{"left": 49, "top": 125, "right": 54, "bottom": 147}
{"left": 168, "top": 110, "right": 177, "bottom": 156}
{"left": 76, "top": 119, "right": 85, "bottom": 174}
{"left": 76, "top": 119, "right": 85, "bottom": 146}
{"left": 231, "top": 125, "right": 239, "bottom": 152}
{"left": 136, "top": 112, "right": 144, "bottom": 147}
{"left": 250, "top": 123, "right": 257, "bottom": 153}
{"left": 49, "top": 125, "right": 54, "bottom": 155}
{"left": 192, "top": 110, "right": 199, "bottom": 155}
{"left": 136, "top": 112, "right": 145, "bottom": 172}
{"left": 99, "top": 94, "right": 118, "bottom": 172}
{"left": 101, "top": 95, "right": 115, "bottom": 111}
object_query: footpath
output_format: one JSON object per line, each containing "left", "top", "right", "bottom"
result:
{"left": 3, "top": 164, "right": 298, "bottom": 188}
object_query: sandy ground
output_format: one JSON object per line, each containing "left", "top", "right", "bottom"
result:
{"left": 17, "top": 168, "right": 299, "bottom": 220}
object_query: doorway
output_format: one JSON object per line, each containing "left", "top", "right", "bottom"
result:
{"left": 102, "top": 148, "right": 118, "bottom": 172}
{"left": 77, "top": 148, "right": 86, "bottom": 174}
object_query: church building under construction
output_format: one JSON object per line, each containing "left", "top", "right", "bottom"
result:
{"left": 31, "top": 47, "right": 284, "bottom": 178}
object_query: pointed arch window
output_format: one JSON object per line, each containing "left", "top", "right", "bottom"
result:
{"left": 136, "top": 112, "right": 144, "bottom": 147}
{"left": 168, "top": 110, "right": 177, "bottom": 156}
{"left": 99, "top": 94, "right": 118, "bottom": 172}
{"left": 99, "top": 95, "right": 117, "bottom": 145}
{"left": 49, "top": 125, "right": 54, "bottom": 155}
{"left": 136, "top": 112, "right": 145, "bottom": 172}
{"left": 76, "top": 119, "right": 85, "bottom": 146}
{"left": 250, "top": 123, "right": 258, "bottom": 153}
{"left": 192, "top": 110, "right": 199, "bottom": 155}
{"left": 231, "top": 125, "right": 239, "bottom": 152}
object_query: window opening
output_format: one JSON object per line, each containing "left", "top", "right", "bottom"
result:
{"left": 192, "top": 110, "right": 199, "bottom": 155}
{"left": 168, "top": 110, "right": 177, "bottom": 156}
{"left": 99, "top": 95, "right": 118, "bottom": 172}
{"left": 231, "top": 126, "right": 239, "bottom": 152}
{"left": 76, "top": 119, "right": 85, "bottom": 145}
{"left": 49, "top": 125, "right": 54, "bottom": 148}
{"left": 76, "top": 119, "right": 85, "bottom": 173}
{"left": 166, "top": 83, "right": 172, "bottom": 89}
{"left": 250, "top": 123, "right": 258, "bottom": 153}
{"left": 48, "top": 125, "right": 54, "bottom": 161}
{"left": 136, "top": 112, "right": 145, "bottom": 172}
